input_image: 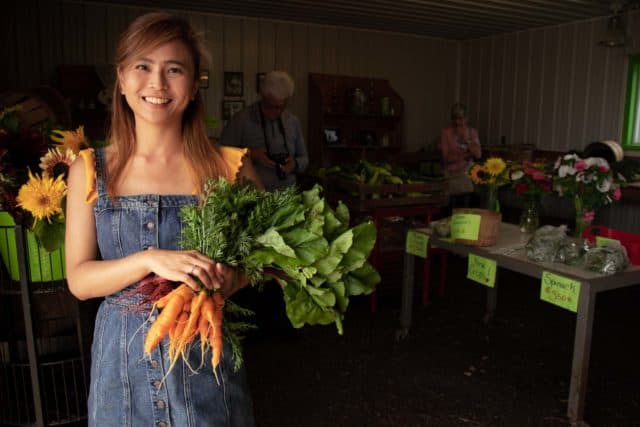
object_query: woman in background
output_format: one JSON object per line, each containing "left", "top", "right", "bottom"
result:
{"left": 439, "top": 102, "right": 482, "bottom": 212}
{"left": 65, "top": 12, "right": 259, "bottom": 426}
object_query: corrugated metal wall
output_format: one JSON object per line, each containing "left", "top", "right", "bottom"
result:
{"left": 1, "top": 0, "right": 458, "bottom": 150}
{"left": 459, "top": 12, "right": 640, "bottom": 152}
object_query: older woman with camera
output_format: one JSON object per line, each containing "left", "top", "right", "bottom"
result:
{"left": 221, "top": 71, "right": 309, "bottom": 191}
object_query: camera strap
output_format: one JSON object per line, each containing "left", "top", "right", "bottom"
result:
{"left": 258, "top": 104, "right": 290, "bottom": 157}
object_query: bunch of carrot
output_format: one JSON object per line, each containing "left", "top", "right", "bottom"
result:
{"left": 143, "top": 284, "right": 225, "bottom": 382}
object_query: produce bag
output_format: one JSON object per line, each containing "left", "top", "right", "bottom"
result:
{"left": 583, "top": 243, "right": 629, "bottom": 275}
{"left": 526, "top": 225, "right": 568, "bottom": 262}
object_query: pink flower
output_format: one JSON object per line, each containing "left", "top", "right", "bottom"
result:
{"left": 531, "top": 171, "right": 547, "bottom": 181}
{"left": 612, "top": 187, "right": 622, "bottom": 201}
{"left": 574, "top": 160, "right": 587, "bottom": 171}
{"left": 599, "top": 164, "right": 610, "bottom": 173}
{"left": 583, "top": 211, "right": 595, "bottom": 222}
{"left": 515, "top": 183, "right": 529, "bottom": 194}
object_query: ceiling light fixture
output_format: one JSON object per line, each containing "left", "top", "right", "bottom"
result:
{"left": 598, "top": 0, "right": 628, "bottom": 47}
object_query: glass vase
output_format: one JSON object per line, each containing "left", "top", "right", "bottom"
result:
{"left": 485, "top": 184, "right": 500, "bottom": 212}
{"left": 519, "top": 197, "right": 540, "bottom": 233}
{"left": 573, "top": 195, "right": 592, "bottom": 237}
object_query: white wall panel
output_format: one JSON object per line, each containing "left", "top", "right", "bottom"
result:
{"left": 461, "top": 12, "right": 639, "bottom": 152}
{"left": 4, "top": 0, "right": 456, "bottom": 151}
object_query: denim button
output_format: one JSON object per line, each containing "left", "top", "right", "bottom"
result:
{"left": 150, "top": 359, "right": 159, "bottom": 368}
{"left": 157, "top": 422, "right": 168, "bottom": 427}
{"left": 156, "top": 400, "right": 166, "bottom": 409}
{"left": 147, "top": 221, "right": 155, "bottom": 229}
{"left": 153, "top": 380, "right": 162, "bottom": 389}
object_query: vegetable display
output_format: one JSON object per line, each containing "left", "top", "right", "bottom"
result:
{"left": 144, "top": 178, "right": 380, "bottom": 375}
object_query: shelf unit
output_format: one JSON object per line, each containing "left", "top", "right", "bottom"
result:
{"left": 308, "top": 73, "right": 404, "bottom": 168}
{"left": 0, "top": 222, "right": 91, "bottom": 427}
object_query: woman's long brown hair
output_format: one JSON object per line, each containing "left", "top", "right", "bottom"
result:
{"left": 107, "top": 12, "right": 229, "bottom": 197}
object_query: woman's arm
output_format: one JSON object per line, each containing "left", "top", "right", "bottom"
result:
{"left": 64, "top": 157, "right": 222, "bottom": 300}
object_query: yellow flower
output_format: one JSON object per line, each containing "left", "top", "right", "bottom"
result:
{"left": 39, "top": 148, "right": 76, "bottom": 178}
{"left": 468, "top": 164, "right": 487, "bottom": 185}
{"left": 485, "top": 157, "right": 506, "bottom": 176}
{"left": 50, "top": 126, "right": 88, "bottom": 154}
{"left": 16, "top": 171, "right": 66, "bottom": 222}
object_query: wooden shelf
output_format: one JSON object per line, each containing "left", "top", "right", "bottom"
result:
{"left": 308, "top": 73, "right": 404, "bottom": 168}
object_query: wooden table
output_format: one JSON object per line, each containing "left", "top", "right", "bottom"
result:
{"left": 398, "top": 223, "right": 640, "bottom": 427}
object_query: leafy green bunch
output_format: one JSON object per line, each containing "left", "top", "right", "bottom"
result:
{"left": 180, "top": 178, "right": 380, "bottom": 335}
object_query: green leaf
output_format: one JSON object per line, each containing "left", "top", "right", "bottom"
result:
{"left": 256, "top": 228, "right": 296, "bottom": 258}
{"left": 314, "top": 229, "right": 353, "bottom": 275}
{"left": 283, "top": 284, "right": 337, "bottom": 328}
{"left": 334, "top": 201, "right": 350, "bottom": 230}
{"left": 306, "top": 285, "right": 336, "bottom": 307}
{"left": 344, "top": 262, "right": 381, "bottom": 296}
{"left": 339, "top": 221, "right": 377, "bottom": 273}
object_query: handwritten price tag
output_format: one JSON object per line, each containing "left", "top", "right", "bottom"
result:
{"left": 540, "top": 271, "right": 580, "bottom": 313}
{"left": 467, "top": 254, "right": 496, "bottom": 287}
{"left": 405, "top": 230, "right": 429, "bottom": 258}
{"left": 450, "top": 214, "right": 481, "bottom": 241}
{"left": 596, "top": 236, "right": 620, "bottom": 247}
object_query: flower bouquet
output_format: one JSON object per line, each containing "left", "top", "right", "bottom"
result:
{"left": 467, "top": 157, "right": 511, "bottom": 211}
{"left": 509, "top": 160, "right": 553, "bottom": 232}
{"left": 552, "top": 153, "right": 623, "bottom": 236}
{"left": 0, "top": 104, "right": 92, "bottom": 281}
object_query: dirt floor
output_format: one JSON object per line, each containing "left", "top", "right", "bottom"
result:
{"left": 243, "top": 255, "right": 640, "bottom": 427}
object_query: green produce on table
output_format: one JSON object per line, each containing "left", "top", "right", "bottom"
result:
{"left": 180, "top": 178, "right": 381, "bottom": 343}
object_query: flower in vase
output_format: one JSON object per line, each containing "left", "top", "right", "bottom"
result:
{"left": 50, "top": 126, "right": 89, "bottom": 153}
{"left": 467, "top": 157, "right": 512, "bottom": 187}
{"left": 39, "top": 147, "right": 76, "bottom": 179}
{"left": 552, "top": 153, "right": 623, "bottom": 225}
{"left": 16, "top": 171, "right": 66, "bottom": 222}
{"left": 509, "top": 161, "right": 552, "bottom": 199}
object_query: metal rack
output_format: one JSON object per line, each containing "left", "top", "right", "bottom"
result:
{"left": 0, "top": 222, "right": 90, "bottom": 426}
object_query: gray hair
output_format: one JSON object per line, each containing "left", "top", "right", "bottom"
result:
{"left": 260, "top": 71, "right": 295, "bottom": 100}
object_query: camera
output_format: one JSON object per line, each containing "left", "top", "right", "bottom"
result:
{"left": 268, "top": 153, "right": 289, "bottom": 180}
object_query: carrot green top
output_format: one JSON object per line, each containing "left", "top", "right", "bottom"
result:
{"left": 79, "top": 146, "right": 248, "bottom": 204}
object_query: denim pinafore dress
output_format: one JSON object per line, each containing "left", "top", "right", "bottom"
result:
{"left": 88, "top": 148, "right": 255, "bottom": 427}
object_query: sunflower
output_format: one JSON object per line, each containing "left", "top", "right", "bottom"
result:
{"left": 485, "top": 157, "right": 507, "bottom": 176}
{"left": 16, "top": 171, "right": 66, "bottom": 222}
{"left": 468, "top": 164, "right": 487, "bottom": 185}
{"left": 39, "top": 148, "right": 76, "bottom": 179}
{"left": 50, "top": 126, "right": 88, "bottom": 153}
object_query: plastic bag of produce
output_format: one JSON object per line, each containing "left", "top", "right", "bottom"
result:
{"left": 526, "top": 225, "right": 568, "bottom": 262}
{"left": 583, "top": 243, "right": 629, "bottom": 275}
{"left": 554, "top": 237, "right": 592, "bottom": 266}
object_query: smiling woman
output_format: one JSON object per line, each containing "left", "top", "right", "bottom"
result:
{"left": 63, "top": 11, "right": 260, "bottom": 427}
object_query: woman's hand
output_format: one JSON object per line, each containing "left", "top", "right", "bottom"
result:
{"left": 145, "top": 248, "right": 220, "bottom": 292}
{"left": 212, "top": 263, "right": 250, "bottom": 298}
{"left": 144, "top": 249, "right": 248, "bottom": 295}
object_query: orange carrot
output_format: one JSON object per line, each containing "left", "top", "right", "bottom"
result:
{"left": 144, "top": 293, "right": 185, "bottom": 354}
{"left": 144, "top": 285, "right": 194, "bottom": 354}
{"left": 155, "top": 283, "right": 191, "bottom": 309}
{"left": 169, "top": 311, "right": 189, "bottom": 360}
{"left": 177, "top": 291, "right": 207, "bottom": 353}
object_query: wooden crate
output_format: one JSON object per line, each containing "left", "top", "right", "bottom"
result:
{"left": 321, "top": 176, "right": 448, "bottom": 212}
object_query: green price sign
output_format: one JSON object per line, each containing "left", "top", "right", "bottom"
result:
{"left": 596, "top": 236, "right": 620, "bottom": 247}
{"left": 467, "top": 254, "right": 496, "bottom": 287}
{"left": 450, "top": 214, "right": 481, "bottom": 241}
{"left": 540, "top": 271, "right": 580, "bottom": 313}
{"left": 406, "top": 230, "right": 429, "bottom": 258}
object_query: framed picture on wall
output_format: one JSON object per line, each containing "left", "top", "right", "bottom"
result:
{"left": 223, "top": 71, "right": 243, "bottom": 97}
{"left": 222, "top": 100, "right": 245, "bottom": 120}
{"left": 322, "top": 127, "right": 342, "bottom": 146}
